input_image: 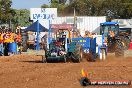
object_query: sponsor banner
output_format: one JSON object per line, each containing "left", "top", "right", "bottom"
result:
{"left": 30, "top": 8, "right": 57, "bottom": 21}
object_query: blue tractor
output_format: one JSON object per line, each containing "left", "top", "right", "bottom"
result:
{"left": 42, "top": 30, "right": 83, "bottom": 63}
{"left": 42, "top": 29, "right": 97, "bottom": 63}
{"left": 100, "top": 22, "right": 131, "bottom": 57}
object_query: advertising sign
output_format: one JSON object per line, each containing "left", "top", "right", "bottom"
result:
{"left": 30, "top": 8, "right": 57, "bottom": 21}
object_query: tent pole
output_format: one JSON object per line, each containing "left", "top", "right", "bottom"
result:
{"left": 36, "top": 20, "right": 40, "bottom": 50}
{"left": 47, "top": 20, "right": 51, "bottom": 49}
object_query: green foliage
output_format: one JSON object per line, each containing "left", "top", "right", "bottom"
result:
{"left": 41, "top": 4, "right": 49, "bottom": 8}
{"left": 41, "top": 0, "right": 67, "bottom": 16}
{"left": 44, "top": 0, "right": 132, "bottom": 19}
{"left": 0, "top": 0, "right": 13, "bottom": 23}
{"left": 13, "top": 9, "right": 31, "bottom": 27}
{"left": 67, "top": 0, "right": 132, "bottom": 19}
{"left": 0, "top": 0, "right": 31, "bottom": 29}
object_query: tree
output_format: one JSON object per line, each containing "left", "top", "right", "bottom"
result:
{"left": 65, "top": 0, "right": 132, "bottom": 19}
{"left": 41, "top": 0, "right": 132, "bottom": 18}
{"left": 119, "top": 1, "right": 132, "bottom": 18}
{"left": 13, "top": 9, "right": 31, "bottom": 27}
{"left": 41, "top": 0, "right": 67, "bottom": 16}
{"left": 58, "top": 0, "right": 67, "bottom": 4}
{"left": 0, "top": 0, "right": 13, "bottom": 23}
{"left": 41, "top": 4, "right": 49, "bottom": 8}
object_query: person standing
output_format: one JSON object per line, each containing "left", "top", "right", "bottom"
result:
{"left": 41, "top": 33, "right": 47, "bottom": 50}
{"left": 0, "top": 32, "right": 4, "bottom": 55}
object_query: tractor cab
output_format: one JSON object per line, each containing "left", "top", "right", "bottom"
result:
{"left": 100, "top": 22, "right": 119, "bottom": 37}
{"left": 100, "top": 22, "right": 119, "bottom": 50}
{"left": 100, "top": 22, "right": 128, "bottom": 57}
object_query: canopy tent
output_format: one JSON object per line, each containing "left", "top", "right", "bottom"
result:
{"left": 51, "top": 24, "right": 74, "bottom": 29}
{"left": 24, "top": 20, "right": 48, "bottom": 32}
{"left": 24, "top": 20, "right": 48, "bottom": 50}
{"left": 51, "top": 24, "right": 74, "bottom": 32}
{"left": 50, "top": 24, "right": 74, "bottom": 38}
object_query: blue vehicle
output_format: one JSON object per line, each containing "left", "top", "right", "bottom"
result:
{"left": 43, "top": 29, "right": 97, "bottom": 63}
{"left": 100, "top": 22, "right": 130, "bottom": 57}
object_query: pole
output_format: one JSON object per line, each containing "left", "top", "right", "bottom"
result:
{"left": 74, "top": 8, "right": 76, "bottom": 27}
{"left": 47, "top": 20, "right": 51, "bottom": 49}
{"left": 36, "top": 20, "right": 40, "bottom": 50}
{"left": 73, "top": 8, "right": 77, "bottom": 38}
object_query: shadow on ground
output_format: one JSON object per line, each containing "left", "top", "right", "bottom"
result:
{"left": 20, "top": 60, "right": 68, "bottom": 63}
{"left": 21, "top": 60, "right": 43, "bottom": 63}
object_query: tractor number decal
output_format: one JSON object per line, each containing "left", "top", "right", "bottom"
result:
{"left": 79, "top": 40, "right": 86, "bottom": 42}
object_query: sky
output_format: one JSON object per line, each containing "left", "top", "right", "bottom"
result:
{"left": 11, "top": 0, "right": 50, "bottom": 10}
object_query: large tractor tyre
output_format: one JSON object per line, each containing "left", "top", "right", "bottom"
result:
{"left": 71, "top": 53, "right": 81, "bottom": 63}
{"left": 72, "top": 45, "right": 83, "bottom": 63}
{"left": 76, "top": 45, "right": 83, "bottom": 62}
{"left": 125, "top": 37, "right": 130, "bottom": 49}
{"left": 80, "top": 50, "right": 83, "bottom": 61}
{"left": 115, "top": 40, "right": 124, "bottom": 57}
{"left": 121, "top": 36, "right": 130, "bottom": 50}
{"left": 85, "top": 53, "right": 96, "bottom": 62}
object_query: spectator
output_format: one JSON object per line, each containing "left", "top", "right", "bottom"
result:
{"left": 41, "top": 33, "right": 48, "bottom": 50}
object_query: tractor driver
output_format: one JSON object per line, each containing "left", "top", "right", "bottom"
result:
{"left": 108, "top": 29, "right": 115, "bottom": 37}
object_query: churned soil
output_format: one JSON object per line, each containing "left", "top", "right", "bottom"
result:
{"left": 0, "top": 53, "right": 132, "bottom": 88}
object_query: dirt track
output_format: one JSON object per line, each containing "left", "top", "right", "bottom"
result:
{"left": 0, "top": 54, "right": 132, "bottom": 88}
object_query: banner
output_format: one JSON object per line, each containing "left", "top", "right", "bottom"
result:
{"left": 30, "top": 8, "right": 57, "bottom": 21}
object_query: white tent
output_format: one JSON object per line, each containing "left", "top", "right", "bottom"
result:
{"left": 112, "top": 19, "right": 132, "bottom": 28}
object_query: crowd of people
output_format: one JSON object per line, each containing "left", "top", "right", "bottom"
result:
{"left": 0, "top": 28, "right": 22, "bottom": 56}
{"left": 0, "top": 29, "right": 21, "bottom": 44}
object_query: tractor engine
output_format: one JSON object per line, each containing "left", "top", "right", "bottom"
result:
{"left": 45, "top": 39, "right": 67, "bottom": 63}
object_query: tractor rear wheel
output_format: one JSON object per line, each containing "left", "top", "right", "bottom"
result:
{"left": 72, "top": 45, "right": 82, "bottom": 63}
{"left": 115, "top": 40, "right": 124, "bottom": 57}
{"left": 121, "top": 36, "right": 130, "bottom": 50}
{"left": 125, "top": 37, "right": 130, "bottom": 49}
